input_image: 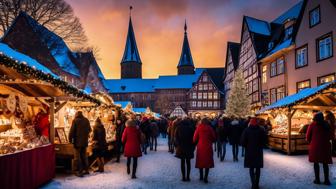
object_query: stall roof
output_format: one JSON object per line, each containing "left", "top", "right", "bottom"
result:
{"left": 257, "top": 81, "right": 336, "bottom": 114}
{"left": 0, "top": 43, "right": 100, "bottom": 104}
{"left": 133, "top": 108, "right": 147, "bottom": 114}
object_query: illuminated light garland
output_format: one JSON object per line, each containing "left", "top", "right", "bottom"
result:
{"left": 0, "top": 54, "right": 101, "bottom": 105}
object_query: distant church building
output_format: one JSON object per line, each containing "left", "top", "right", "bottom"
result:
{"left": 177, "top": 21, "right": 195, "bottom": 75}
{"left": 120, "top": 14, "right": 142, "bottom": 79}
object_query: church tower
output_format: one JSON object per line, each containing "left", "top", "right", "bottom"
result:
{"left": 177, "top": 21, "right": 195, "bottom": 75}
{"left": 121, "top": 7, "right": 142, "bottom": 79}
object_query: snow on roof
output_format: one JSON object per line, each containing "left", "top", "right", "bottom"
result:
{"left": 266, "top": 39, "right": 292, "bottom": 57}
{"left": 83, "top": 84, "right": 92, "bottom": 94}
{"left": 121, "top": 17, "right": 141, "bottom": 64}
{"left": 133, "top": 108, "right": 147, "bottom": 113}
{"left": 114, "top": 101, "right": 132, "bottom": 109}
{"left": 156, "top": 69, "right": 203, "bottom": 89}
{"left": 257, "top": 81, "right": 336, "bottom": 114}
{"left": 272, "top": 1, "right": 304, "bottom": 24}
{"left": 245, "top": 16, "right": 271, "bottom": 36}
{"left": 104, "top": 69, "right": 204, "bottom": 93}
{"left": 103, "top": 79, "right": 156, "bottom": 93}
{"left": 22, "top": 12, "right": 81, "bottom": 76}
{"left": 0, "top": 42, "right": 58, "bottom": 78}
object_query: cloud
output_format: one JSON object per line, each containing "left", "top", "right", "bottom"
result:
{"left": 67, "top": 0, "right": 300, "bottom": 78}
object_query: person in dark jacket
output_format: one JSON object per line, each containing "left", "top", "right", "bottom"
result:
{"left": 122, "top": 119, "right": 142, "bottom": 179}
{"left": 193, "top": 118, "right": 216, "bottom": 183}
{"left": 306, "top": 112, "right": 333, "bottom": 185}
{"left": 149, "top": 118, "right": 159, "bottom": 151}
{"left": 115, "top": 118, "right": 125, "bottom": 162}
{"left": 216, "top": 117, "right": 230, "bottom": 161}
{"left": 229, "top": 117, "right": 242, "bottom": 161}
{"left": 240, "top": 117, "right": 249, "bottom": 157}
{"left": 160, "top": 117, "right": 168, "bottom": 138}
{"left": 241, "top": 117, "right": 266, "bottom": 189}
{"left": 325, "top": 111, "right": 336, "bottom": 156}
{"left": 92, "top": 118, "right": 107, "bottom": 172}
{"left": 139, "top": 117, "right": 151, "bottom": 154}
{"left": 69, "top": 111, "right": 91, "bottom": 177}
{"left": 174, "top": 118, "right": 195, "bottom": 181}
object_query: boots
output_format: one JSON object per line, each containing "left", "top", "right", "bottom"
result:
{"left": 323, "top": 164, "right": 331, "bottom": 185}
{"left": 313, "top": 163, "right": 321, "bottom": 184}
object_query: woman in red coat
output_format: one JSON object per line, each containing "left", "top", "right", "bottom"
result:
{"left": 193, "top": 118, "right": 216, "bottom": 183}
{"left": 306, "top": 112, "right": 333, "bottom": 185}
{"left": 122, "top": 119, "right": 142, "bottom": 179}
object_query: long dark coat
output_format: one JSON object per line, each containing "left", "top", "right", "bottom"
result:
{"left": 122, "top": 125, "right": 142, "bottom": 158}
{"left": 193, "top": 123, "right": 216, "bottom": 168}
{"left": 229, "top": 120, "right": 243, "bottom": 145}
{"left": 69, "top": 113, "right": 91, "bottom": 148}
{"left": 306, "top": 121, "right": 333, "bottom": 164}
{"left": 174, "top": 120, "right": 195, "bottom": 159}
{"left": 240, "top": 125, "right": 266, "bottom": 168}
{"left": 216, "top": 120, "right": 229, "bottom": 142}
{"left": 92, "top": 123, "right": 107, "bottom": 151}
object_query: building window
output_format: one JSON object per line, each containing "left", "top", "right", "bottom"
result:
{"left": 192, "top": 101, "right": 197, "bottom": 107}
{"left": 261, "top": 90, "right": 269, "bottom": 105}
{"left": 213, "top": 101, "right": 218, "bottom": 108}
{"left": 317, "top": 33, "right": 333, "bottom": 61}
{"left": 252, "top": 79, "right": 258, "bottom": 92}
{"left": 318, "top": 74, "right": 335, "bottom": 85}
{"left": 284, "top": 26, "right": 293, "bottom": 40}
{"left": 277, "top": 57, "right": 284, "bottom": 75}
{"left": 277, "top": 86, "right": 285, "bottom": 101}
{"left": 270, "top": 61, "right": 276, "bottom": 77}
{"left": 203, "top": 101, "right": 207, "bottom": 107}
{"left": 213, "top": 92, "right": 218, "bottom": 99}
{"left": 208, "top": 92, "right": 213, "bottom": 99}
{"left": 198, "top": 93, "right": 202, "bottom": 99}
{"left": 270, "top": 88, "right": 276, "bottom": 104}
{"left": 309, "top": 6, "right": 320, "bottom": 27}
{"left": 262, "top": 65, "right": 267, "bottom": 83}
{"left": 197, "top": 101, "right": 202, "bottom": 107}
{"left": 297, "top": 80, "right": 311, "bottom": 92}
{"left": 208, "top": 84, "right": 213, "bottom": 90}
{"left": 203, "top": 93, "right": 207, "bottom": 99}
{"left": 199, "top": 84, "right": 203, "bottom": 90}
{"left": 192, "top": 92, "right": 197, "bottom": 99}
{"left": 296, "top": 45, "right": 308, "bottom": 68}
{"left": 204, "top": 84, "right": 208, "bottom": 90}
{"left": 208, "top": 101, "right": 212, "bottom": 107}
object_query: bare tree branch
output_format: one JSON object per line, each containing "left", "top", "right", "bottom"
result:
{"left": 0, "top": 0, "right": 88, "bottom": 49}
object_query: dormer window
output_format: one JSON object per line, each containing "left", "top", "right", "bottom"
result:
{"left": 309, "top": 6, "right": 320, "bottom": 28}
{"left": 284, "top": 26, "right": 293, "bottom": 40}
{"left": 268, "top": 42, "right": 274, "bottom": 50}
{"left": 121, "top": 86, "right": 126, "bottom": 90}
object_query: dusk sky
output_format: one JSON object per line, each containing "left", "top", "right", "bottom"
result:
{"left": 67, "top": 0, "right": 299, "bottom": 79}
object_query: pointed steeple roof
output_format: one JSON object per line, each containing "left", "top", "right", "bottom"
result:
{"left": 121, "top": 9, "right": 141, "bottom": 64}
{"left": 177, "top": 21, "right": 194, "bottom": 67}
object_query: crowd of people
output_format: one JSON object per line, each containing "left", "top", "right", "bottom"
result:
{"left": 67, "top": 110, "right": 335, "bottom": 189}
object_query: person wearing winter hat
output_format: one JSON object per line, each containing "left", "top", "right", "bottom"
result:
{"left": 240, "top": 117, "right": 267, "bottom": 189}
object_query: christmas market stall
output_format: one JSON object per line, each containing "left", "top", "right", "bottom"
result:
{"left": 53, "top": 92, "right": 120, "bottom": 170}
{"left": 257, "top": 81, "right": 336, "bottom": 154}
{"left": 0, "top": 43, "right": 99, "bottom": 189}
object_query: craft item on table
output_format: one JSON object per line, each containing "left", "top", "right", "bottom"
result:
{"left": 6, "top": 93, "right": 16, "bottom": 113}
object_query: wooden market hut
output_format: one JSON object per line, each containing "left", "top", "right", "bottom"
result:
{"left": 0, "top": 43, "right": 100, "bottom": 189}
{"left": 257, "top": 81, "right": 336, "bottom": 154}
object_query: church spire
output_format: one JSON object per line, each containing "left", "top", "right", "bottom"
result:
{"left": 177, "top": 20, "right": 195, "bottom": 75}
{"left": 121, "top": 6, "right": 141, "bottom": 64}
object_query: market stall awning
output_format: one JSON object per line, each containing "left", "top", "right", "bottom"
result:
{"left": 0, "top": 44, "right": 100, "bottom": 104}
{"left": 257, "top": 81, "right": 336, "bottom": 114}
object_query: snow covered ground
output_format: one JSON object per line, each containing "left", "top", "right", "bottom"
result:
{"left": 42, "top": 137, "right": 335, "bottom": 189}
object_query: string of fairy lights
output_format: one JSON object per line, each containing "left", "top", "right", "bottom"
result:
{"left": 0, "top": 54, "right": 101, "bottom": 105}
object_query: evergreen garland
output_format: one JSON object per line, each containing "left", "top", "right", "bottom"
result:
{"left": 0, "top": 54, "right": 101, "bottom": 105}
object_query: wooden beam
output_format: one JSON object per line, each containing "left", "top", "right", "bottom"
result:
{"left": 287, "top": 107, "right": 292, "bottom": 155}
{"left": 294, "top": 105, "right": 336, "bottom": 110}
{"left": 55, "top": 101, "right": 67, "bottom": 113}
{"left": 319, "top": 95, "right": 336, "bottom": 105}
{"left": 49, "top": 98, "right": 55, "bottom": 144}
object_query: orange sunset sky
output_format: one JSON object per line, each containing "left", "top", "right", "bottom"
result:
{"left": 66, "top": 0, "right": 299, "bottom": 79}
